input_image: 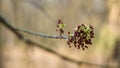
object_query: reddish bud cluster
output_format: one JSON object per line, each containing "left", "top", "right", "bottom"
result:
{"left": 56, "top": 19, "right": 94, "bottom": 50}
{"left": 56, "top": 19, "right": 65, "bottom": 36}
{"left": 67, "top": 24, "right": 94, "bottom": 50}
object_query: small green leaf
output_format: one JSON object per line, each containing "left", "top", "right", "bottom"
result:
{"left": 59, "top": 23, "right": 65, "bottom": 29}
{"left": 85, "top": 26, "right": 90, "bottom": 33}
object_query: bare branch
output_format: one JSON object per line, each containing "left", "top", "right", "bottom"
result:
{"left": 0, "top": 15, "right": 117, "bottom": 68}
{"left": 16, "top": 28, "right": 67, "bottom": 39}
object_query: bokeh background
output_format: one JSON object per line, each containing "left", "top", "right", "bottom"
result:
{"left": 0, "top": 0, "right": 120, "bottom": 68}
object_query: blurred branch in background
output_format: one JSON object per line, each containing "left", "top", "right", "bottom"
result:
{"left": 25, "top": 0, "right": 54, "bottom": 21}
{"left": 0, "top": 15, "right": 117, "bottom": 68}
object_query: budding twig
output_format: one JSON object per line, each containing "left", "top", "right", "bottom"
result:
{"left": 0, "top": 15, "right": 117, "bottom": 68}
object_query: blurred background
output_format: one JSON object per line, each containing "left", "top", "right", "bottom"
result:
{"left": 0, "top": 0, "right": 120, "bottom": 68}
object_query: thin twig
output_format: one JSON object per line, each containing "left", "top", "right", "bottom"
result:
{"left": 0, "top": 15, "right": 117, "bottom": 68}
{"left": 16, "top": 28, "right": 67, "bottom": 39}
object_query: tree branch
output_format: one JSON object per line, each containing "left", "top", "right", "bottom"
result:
{"left": 0, "top": 15, "right": 117, "bottom": 68}
{"left": 25, "top": 0, "right": 54, "bottom": 21}
{"left": 16, "top": 28, "right": 67, "bottom": 39}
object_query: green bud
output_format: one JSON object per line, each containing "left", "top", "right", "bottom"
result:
{"left": 59, "top": 23, "right": 65, "bottom": 29}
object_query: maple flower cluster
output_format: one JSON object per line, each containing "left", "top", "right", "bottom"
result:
{"left": 56, "top": 19, "right": 65, "bottom": 36}
{"left": 56, "top": 19, "right": 94, "bottom": 50}
{"left": 67, "top": 24, "right": 94, "bottom": 50}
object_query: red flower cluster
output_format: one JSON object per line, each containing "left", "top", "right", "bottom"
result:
{"left": 56, "top": 19, "right": 94, "bottom": 50}
{"left": 56, "top": 19, "right": 65, "bottom": 36}
{"left": 67, "top": 24, "right": 94, "bottom": 50}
